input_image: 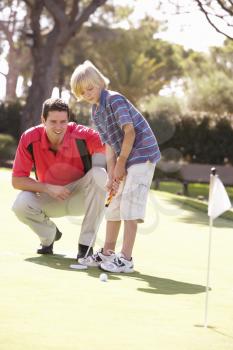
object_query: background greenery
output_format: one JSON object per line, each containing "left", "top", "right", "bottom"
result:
{"left": 0, "top": 1, "right": 232, "bottom": 195}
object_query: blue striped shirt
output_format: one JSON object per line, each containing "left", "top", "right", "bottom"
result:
{"left": 92, "top": 89, "right": 161, "bottom": 168}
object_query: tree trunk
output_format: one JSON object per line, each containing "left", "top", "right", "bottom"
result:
{"left": 5, "top": 49, "right": 18, "bottom": 100}
{"left": 20, "top": 45, "right": 60, "bottom": 132}
{"left": 20, "top": 0, "right": 108, "bottom": 133}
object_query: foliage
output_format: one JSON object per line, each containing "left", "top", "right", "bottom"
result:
{"left": 0, "top": 133, "right": 17, "bottom": 160}
{"left": 210, "top": 39, "right": 233, "bottom": 79}
{"left": 147, "top": 110, "right": 233, "bottom": 166}
{"left": 62, "top": 20, "right": 186, "bottom": 106}
{"left": 69, "top": 101, "right": 91, "bottom": 126}
{"left": 0, "top": 100, "right": 23, "bottom": 140}
{"left": 143, "top": 95, "right": 182, "bottom": 145}
{"left": 186, "top": 70, "right": 233, "bottom": 114}
{"left": 180, "top": 40, "right": 233, "bottom": 115}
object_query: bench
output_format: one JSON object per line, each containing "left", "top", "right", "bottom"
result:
{"left": 154, "top": 162, "right": 233, "bottom": 196}
{"left": 180, "top": 164, "right": 233, "bottom": 196}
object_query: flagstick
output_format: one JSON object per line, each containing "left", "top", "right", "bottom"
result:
{"left": 204, "top": 216, "right": 213, "bottom": 328}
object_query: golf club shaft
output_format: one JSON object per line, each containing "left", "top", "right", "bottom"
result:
{"left": 83, "top": 189, "right": 115, "bottom": 259}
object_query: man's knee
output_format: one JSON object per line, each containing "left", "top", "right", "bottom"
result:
{"left": 91, "top": 167, "right": 107, "bottom": 190}
{"left": 12, "top": 191, "right": 38, "bottom": 218}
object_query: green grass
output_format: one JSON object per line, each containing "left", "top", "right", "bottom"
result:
{"left": 156, "top": 181, "right": 233, "bottom": 201}
{"left": 154, "top": 181, "right": 233, "bottom": 221}
{"left": 1, "top": 169, "right": 233, "bottom": 350}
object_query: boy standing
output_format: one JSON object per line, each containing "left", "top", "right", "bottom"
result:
{"left": 70, "top": 61, "right": 160, "bottom": 272}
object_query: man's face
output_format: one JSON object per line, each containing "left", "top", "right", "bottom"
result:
{"left": 42, "top": 111, "right": 69, "bottom": 145}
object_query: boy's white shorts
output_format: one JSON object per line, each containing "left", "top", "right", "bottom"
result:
{"left": 105, "top": 161, "right": 156, "bottom": 223}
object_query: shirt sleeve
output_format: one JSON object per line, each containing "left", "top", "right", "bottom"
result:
{"left": 110, "top": 95, "right": 133, "bottom": 128}
{"left": 12, "top": 134, "right": 34, "bottom": 177}
{"left": 74, "top": 124, "right": 105, "bottom": 155}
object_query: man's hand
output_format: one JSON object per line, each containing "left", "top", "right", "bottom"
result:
{"left": 45, "top": 184, "right": 71, "bottom": 200}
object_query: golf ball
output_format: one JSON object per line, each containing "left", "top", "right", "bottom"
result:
{"left": 99, "top": 273, "right": 108, "bottom": 282}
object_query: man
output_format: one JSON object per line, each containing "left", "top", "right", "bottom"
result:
{"left": 12, "top": 98, "right": 107, "bottom": 259}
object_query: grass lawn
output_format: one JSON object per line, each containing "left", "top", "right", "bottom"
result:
{"left": 1, "top": 168, "right": 233, "bottom": 350}
{"left": 156, "top": 181, "right": 233, "bottom": 201}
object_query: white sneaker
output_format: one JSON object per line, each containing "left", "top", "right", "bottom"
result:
{"left": 100, "top": 253, "right": 134, "bottom": 273}
{"left": 78, "top": 248, "right": 115, "bottom": 267}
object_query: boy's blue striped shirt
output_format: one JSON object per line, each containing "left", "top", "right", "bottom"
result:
{"left": 92, "top": 89, "right": 161, "bottom": 168}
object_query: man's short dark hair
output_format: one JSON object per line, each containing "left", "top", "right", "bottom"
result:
{"left": 42, "top": 98, "right": 70, "bottom": 120}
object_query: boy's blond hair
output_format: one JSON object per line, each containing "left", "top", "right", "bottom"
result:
{"left": 70, "top": 60, "right": 109, "bottom": 100}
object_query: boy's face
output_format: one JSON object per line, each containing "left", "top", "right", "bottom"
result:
{"left": 42, "top": 111, "right": 69, "bottom": 145}
{"left": 80, "top": 84, "right": 101, "bottom": 105}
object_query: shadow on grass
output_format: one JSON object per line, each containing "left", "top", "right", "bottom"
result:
{"left": 161, "top": 196, "right": 233, "bottom": 228}
{"left": 25, "top": 254, "right": 206, "bottom": 295}
{"left": 194, "top": 324, "right": 233, "bottom": 339}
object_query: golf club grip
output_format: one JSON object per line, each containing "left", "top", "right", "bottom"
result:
{"left": 105, "top": 190, "right": 114, "bottom": 207}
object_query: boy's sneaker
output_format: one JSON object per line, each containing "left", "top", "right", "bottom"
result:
{"left": 100, "top": 253, "right": 134, "bottom": 273}
{"left": 78, "top": 249, "right": 115, "bottom": 267}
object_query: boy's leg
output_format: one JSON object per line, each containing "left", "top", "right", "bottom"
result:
{"left": 120, "top": 162, "right": 155, "bottom": 256}
{"left": 120, "top": 162, "right": 155, "bottom": 224}
{"left": 121, "top": 220, "right": 137, "bottom": 260}
{"left": 78, "top": 182, "right": 122, "bottom": 267}
{"left": 100, "top": 162, "right": 155, "bottom": 272}
{"left": 78, "top": 220, "right": 121, "bottom": 267}
{"left": 103, "top": 180, "right": 125, "bottom": 253}
{"left": 103, "top": 220, "right": 121, "bottom": 254}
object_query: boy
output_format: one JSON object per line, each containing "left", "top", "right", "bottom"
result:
{"left": 70, "top": 61, "right": 160, "bottom": 272}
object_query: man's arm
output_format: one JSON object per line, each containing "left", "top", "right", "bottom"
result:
{"left": 12, "top": 176, "right": 71, "bottom": 201}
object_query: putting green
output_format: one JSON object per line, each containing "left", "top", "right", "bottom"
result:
{"left": 0, "top": 169, "right": 233, "bottom": 350}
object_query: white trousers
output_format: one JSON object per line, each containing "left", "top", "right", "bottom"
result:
{"left": 12, "top": 167, "right": 107, "bottom": 247}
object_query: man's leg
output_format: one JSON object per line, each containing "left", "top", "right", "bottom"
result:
{"left": 67, "top": 167, "right": 107, "bottom": 249}
{"left": 12, "top": 167, "right": 107, "bottom": 254}
{"left": 12, "top": 191, "right": 59, "bottom": 248}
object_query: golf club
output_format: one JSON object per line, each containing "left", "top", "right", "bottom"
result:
{"left": 70, "top": 189, "right": 115, "bottom": 270}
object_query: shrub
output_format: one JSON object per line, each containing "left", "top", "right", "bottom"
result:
{"left": 0, "top": 134, "right": 17, "bottom": 161}
{"left": 0, "top": 100, "right": 23, "bottom": 140}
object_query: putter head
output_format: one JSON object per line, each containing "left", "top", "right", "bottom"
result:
{"left": 70, "top": 264, "right": 88, "bottom": 270}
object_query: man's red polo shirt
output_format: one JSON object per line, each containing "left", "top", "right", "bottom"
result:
{"left": 13, "top": 122, "right": 105, "bottom": 185}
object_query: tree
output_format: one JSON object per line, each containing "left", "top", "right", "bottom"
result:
{"left": 20, "top": 0, "right": 107, "bottom": 132}
{"left": 194, "top": 0, "right": 233, "bottom": 40}
{"left": 60, "top": 19, "right": 186, "bottom": 106}
{"left": 0, "top": 0, "right": 30, "bottom": 100}
{"left": 187, "top": 70, "right": 233, "bottom": 114}
{"left": 159, "top": 0, "right": 233, "bottom": 40}
{"left": 210, "top": 38, "right": 233, "bottom": 78}
{"left": 183, "top": 40, "right": 233, "bottom": 115}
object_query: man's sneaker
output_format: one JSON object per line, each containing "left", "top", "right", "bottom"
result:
{"left": 37, "top": 227, "right": 62, "bottom": 254}
{"left": 54, "top": 228, "right": 62, "bottom": 241}
{"left": 78, "top": 248, "right": 115, "bottom": 267}
{"left": 100, "top": 253, "right": 134, "bottom": 273}
{"left": 77, "top": 244, "right": 93, "bottom": 260}
{"left": 37, "top": 243, "right": 53, "bottom": 254}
